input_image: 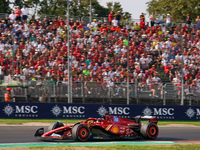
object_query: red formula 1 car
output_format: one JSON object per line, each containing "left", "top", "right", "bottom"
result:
{"left": 35, "top": 115, "right": 159, "bottom": 141}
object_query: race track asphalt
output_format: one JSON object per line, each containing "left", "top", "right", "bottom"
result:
{"left": 0, "top": 126, "right": 200, "bottom": 143}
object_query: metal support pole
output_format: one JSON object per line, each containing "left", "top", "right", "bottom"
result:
{"left": 180, "top": 35, "right": 184, "bottom": 105}
{"left": 67, "top": 0, "right": 72, "bottom": 103}
{"left": 12, "top": 28, "right": 14, "bottom": 76}
{"left": 127, "top": 32, "right": 129, "bottom": 105}
{"left": 90, "top": 0, "right": 92, "bottom": 22}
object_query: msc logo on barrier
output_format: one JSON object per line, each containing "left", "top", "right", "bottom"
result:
{"left": 185, "top": 107, "right": 200, "bottom": 119}
{"left": 3, "top": 104, "right": 38, "bottom": 117}
{"left": 97, "top": 106, "right": 130, "bottom": 118}
{"left": 51, "top": 105, "right": 85, "bottom": 118}
{"left": 142, "top": 107, "right": 174, "bottom": 119}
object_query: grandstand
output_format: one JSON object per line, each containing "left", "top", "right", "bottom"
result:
{"left": 0, "top": 12, "right": 200, "bottom": 105}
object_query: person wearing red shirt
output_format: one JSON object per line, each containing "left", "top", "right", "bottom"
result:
{"left": 53, "top": 18, "right": 59, "bottom": 26}
{"left": 108, "top": 10, "right": 113, "bottom": 25}
{"left": 140, "top": 17, "right": 145, "bottom": 29}
{"left": 14, "top": 6, "right": 22, "bottom": 22}
{"left": 184, "top": 72, "right": 191, "bottom": 81}
{"left": 164, "top": 63, "right": 171, "bottom": 74}
{"left": 58, "top": 17, "right": 65, "bottom": 26}
{"left": 195, "top": 71, "right": 200, "bottom": 79}
{"left": 150, "top": 65, "right": 157, "bottom": 75}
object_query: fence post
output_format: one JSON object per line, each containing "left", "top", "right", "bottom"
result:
{"left": 163, "top": 85, "right": 166, "bottom": 105}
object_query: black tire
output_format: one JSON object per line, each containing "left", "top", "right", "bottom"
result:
{"left": 140, "top": 122, "right": 159, "bottom": 140}
{"left": 48, "top": 121, "right": 64, "bottom": 131}
{"left": 72, "top": 124, "right": 90, "bottom": 142}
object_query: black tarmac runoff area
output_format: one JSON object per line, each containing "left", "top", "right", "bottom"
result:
{"left": 0, "top": 126, "right": 200, "bottom": 143}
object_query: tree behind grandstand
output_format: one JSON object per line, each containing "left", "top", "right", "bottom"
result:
{"left": 18, "top": 0, "right": 110, "bottom": 17}
{"left": 146, "top": 0, "right": 200, "bottom": 21}
{"left": 107, "top": 2, "right": 132, "bottom": 20}
{"left": 0, "top": 0, "right": 11, "bottom": 13}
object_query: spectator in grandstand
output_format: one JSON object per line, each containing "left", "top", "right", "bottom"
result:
{"left": 14, "top": 6, "right": 22, "bottom": 22}
{"left": 195, "top": 16, "right": 200, "bottom": 30}
{"left": 112, "top": 17, "right": 118, "bottom": 27}
{"left": 108, "top": 10, "right": 113, "bottom": 25}
{"left": 140, "top": 17, "right": 145, "bottom": 29}
{"left": 115, "top": 11, "right": 122, "bottom": 23}
{"left": 186, "top": 14, "right": 192, "bottom": 29}
{"left": 21, "top": 5, "right": 29, "bottom": 23}
{"left": 140, "top": 12, "right": 145, "bottom": 21}
{"left": 150, "top": 12, "right": 155, "bottom": 27}
{"left": 9, "top": 11, "right": 16, "bottom": 23}
{"left": 164, "top": 14, "right": 172, "bottom": 28}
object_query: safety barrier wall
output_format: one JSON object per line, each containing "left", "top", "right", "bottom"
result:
{"left": 0, "top": 102, "right": 200, "bottom": 120}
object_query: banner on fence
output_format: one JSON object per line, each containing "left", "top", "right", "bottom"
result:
{"left": 0, "top": 102, "right": 200, "bottom": 120}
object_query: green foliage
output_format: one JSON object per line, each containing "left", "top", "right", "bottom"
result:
{"left": 106, "top": 1, "right": 132, "bottom": 20}
{"left": 146, "top": 0, "right": 200, "bottom": 21}
{"left": 0, "top": 0, "right": 11, "bottom": 13}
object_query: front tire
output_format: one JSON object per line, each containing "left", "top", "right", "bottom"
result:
{"left": 140, "top": 122, "right": 159, "bottom": 140}
{"left": 72, "top": 124, "right": 90, "bottom": 142}
{"left": 48, "top": 121, "right": 64, "bottom": 131}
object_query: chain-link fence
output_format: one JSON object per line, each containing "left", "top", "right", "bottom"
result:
{"left": 1, "top": 80, "right": 200, "bottom": 105}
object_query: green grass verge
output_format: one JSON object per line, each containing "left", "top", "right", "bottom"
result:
{"left": 0, "top": 119, "right": 80, "bottom": 125}
{"left": 29, "top": 144, "right": 200, "bottom": 150}
{"left": 0, "top": 119, "right": 200, "bottom": 126}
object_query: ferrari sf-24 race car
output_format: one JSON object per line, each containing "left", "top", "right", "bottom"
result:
{"left": 35, "top": 114, "right": 159, "bottom": 141}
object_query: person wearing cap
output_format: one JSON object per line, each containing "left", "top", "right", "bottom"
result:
{"left": 115, "top": 11, "right": 121, "bottom": 23}
{"left": 164, "top": 14, "right": 172, "bottom": 28}
{"left": 14, "top": 6, "right": 22, "bottom": 22}
{"left": 92, "top": 19, "right": 98, "bottom": 27}
{"left": 140, "top": 12, "right": 145, "bottom": 21}
{"left": 21, "top": 5, "right": 29, "bottom": 23}
{"left": 5, "top": 88, "right": 13, "bottom": 102}
{"left": 186, "top": 14, "right": 192, "bottom": 28}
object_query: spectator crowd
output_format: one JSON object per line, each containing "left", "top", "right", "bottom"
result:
{"left": 0, "top": 6, "right": 200, "bottom": 97}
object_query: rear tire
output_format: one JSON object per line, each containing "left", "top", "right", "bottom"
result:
{"left": 48, "top": 121, "right": 64, "bottom": 131}
{"left": 140, "top": 122, "right": 159, "bottom": 140}
{"left": 72, "top": 124, "right": 90, "bottom": 142}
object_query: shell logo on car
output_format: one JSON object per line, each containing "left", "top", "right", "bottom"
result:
{"left": 112, "top": 126, "right": 119, "bottom": 134}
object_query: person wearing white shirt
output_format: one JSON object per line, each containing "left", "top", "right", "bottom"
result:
{"left": 108, "top": 70, "right": 115, "bottom": 79}
{"left": 103, "top": 60, "right": 109, "bottom": 68}
{"left": 112, "top": 17, "right": 118, "bottom": 27}
{"left": 21, "top": 5, "right": 29, "bottom": 22}
{"left": 152, "top": 74, "right": 160, "bottom": 82}
{"left": 140, "top": 54, "right": 146, "bottom": 64}
{"left": 91, "top": 19, "right": 98, "bottom": 27}
{"left": 165, "top": 14, "right": 172, "bottom": 28}
{"left": 0, "top": 41, "right": 5, "bottom": 51}
{"left": 22, "top": 65, "right": 30, "bottom": 75}
{"left": 165, "top": 38, "right": 172, "bottom": 48}
{"left": 38, "top": 42, "right": 45, "bottom": 52}
{"left": 9, "top": 11, "right": 16, "bottom": 23}
{"left": 23, "top": 30, "right": 29, "bottom": 39}
{"left": 121, "top": 46, "right": 127, "bottom": 55}
{"left": 57, "top": 26, "right": 63, "bottom": 34}
{"left": 162, "top": 51, "right": 169, "bottom": 59}
{"left": 175, "top": 53, "right": 181, "bottom": 60}
{"left": 115, "top": 69, "right": 120, "bottom": 77}
{"left": 22, "top": 46, "right": 30, "bottom": 56}
{"left": 32, "top": 39, "right": 38, "bottom": 47}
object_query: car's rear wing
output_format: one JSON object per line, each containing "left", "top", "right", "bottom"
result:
{"left": 134, "top": 115, "right": 158, "bottom": 124}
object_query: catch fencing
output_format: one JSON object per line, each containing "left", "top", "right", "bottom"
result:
{"left": 0, "top": 81, "right": 199, "bottom": 105}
